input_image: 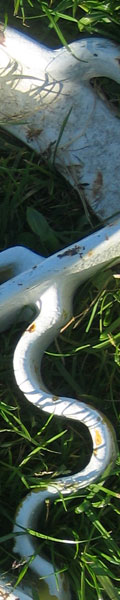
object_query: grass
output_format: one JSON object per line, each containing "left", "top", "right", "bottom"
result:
{"left": 0, "top": 1, "right": 120, "bottom": 599}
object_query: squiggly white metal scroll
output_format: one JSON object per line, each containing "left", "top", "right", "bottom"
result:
{"left": 0, "top": 220, "right": 119, "bottom": 599}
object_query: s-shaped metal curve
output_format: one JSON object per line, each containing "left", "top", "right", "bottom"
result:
{"left": 0, "top": 220, "right": 119, "bottom": 599}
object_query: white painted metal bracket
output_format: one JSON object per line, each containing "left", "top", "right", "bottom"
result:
{"left": 0, "top": 25, "right": 120, "bottom": 221}
{"left": 0, "top": 220, "right": 119, "bottom": 599}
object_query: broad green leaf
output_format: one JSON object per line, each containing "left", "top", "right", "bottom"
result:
{"left": 27, "top": 207, "right": 59, "bottom": 252}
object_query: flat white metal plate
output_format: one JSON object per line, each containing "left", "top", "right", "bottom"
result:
{"left": 0, "top": 26, "right": 120, "bottom": 221}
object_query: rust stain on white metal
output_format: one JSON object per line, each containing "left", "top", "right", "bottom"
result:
{"left": 87, "top": 249, "right": 93, "bottom": 257}
{"left": 27, "top": 322, "right": 36, "bottom": 333}
{"left": 95, "top": 429, "right": 102, "bottom": 447}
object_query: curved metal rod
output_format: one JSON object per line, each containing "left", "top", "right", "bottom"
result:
{"left": 2, "top": 220, "right": 118, "bottom": 599}
{"left": 0, "top": 221, "right": 120, "bottom": 598}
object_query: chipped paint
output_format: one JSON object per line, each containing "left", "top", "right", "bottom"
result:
{"left": 87, "top": 249, "right": 93, "bottom": 257}
{"left": 52, "top": 395, "right": 59, "bottom": 402}
{"left": 0, "top": 590, "right": 11, "bottom": 599}
{"left": 27, "top": 322, "right": 36, "bottom": 333}
{"left": 58, "top": 245, "right": 83, "bottom": 259}
{"left": 95, "top": 429, "right": 102, "bottom": 447}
